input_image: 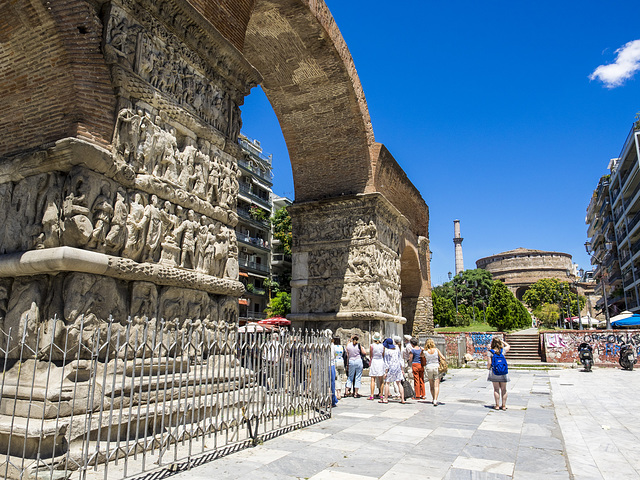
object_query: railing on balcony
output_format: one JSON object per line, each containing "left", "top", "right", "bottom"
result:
{"left": 238, "top": 182, "right": 271, "bottom": 207}
{"left": 611, "top": 187, "right": 621, "bottom": 204}
{"left": 237, "top": 232, "right": 270, "bottom": 249}
{"left": 238, "top": 134, "right": 273, "bottom": 165}
{"left": 246, "top": 286, "right": 267, "bottom": 296}
{"left": 239, "top": 257, "right": 270, "bottom": 273}
{"left": 237, "top": 157, "right": 273, "bottom": 184}
{"left": 627, "top": 209, "right": 640, "bottom": 234}
{"left": 237, "top": 207, "right": 271, "bottom": 229}
{"left": 631, "top": 236, "right": 640, "bottom": 257}
{"left": 272, "top": 253, "right": 292, "bottom": 264}
{"left": 609, "top": 271, "right": 622, "bottom": 284}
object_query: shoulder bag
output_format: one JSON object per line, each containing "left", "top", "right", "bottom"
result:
{"left": 358, "top": 343, "right": 370, "bottom": 369}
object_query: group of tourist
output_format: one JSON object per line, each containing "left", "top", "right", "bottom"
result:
{"left": 330, "top": 333, "right": 511, "bottom": 410}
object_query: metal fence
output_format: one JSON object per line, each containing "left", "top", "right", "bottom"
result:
{"left": 0, "top": 316, "right": 332, "bottom": 480}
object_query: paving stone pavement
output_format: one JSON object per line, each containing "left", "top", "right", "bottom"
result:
{"left": 167, "top": 367, "right": 640, "bottom": 480}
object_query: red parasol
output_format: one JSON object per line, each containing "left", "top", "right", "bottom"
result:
{"left": 258, "top": 317, "right": 291, "bottom": 326}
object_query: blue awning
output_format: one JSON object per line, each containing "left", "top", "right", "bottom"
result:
{"left": 611, "top": 314, "right": 640, "bottom": 327}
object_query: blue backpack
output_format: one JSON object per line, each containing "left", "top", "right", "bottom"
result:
{"left": 490, "top": 348, "right": 508, "bottom": 375}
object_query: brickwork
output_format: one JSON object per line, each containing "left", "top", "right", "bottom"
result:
{"left": 0, "top": 0, "right": 115, "bottom": 158}
{"left": 243, "top": 0, "right": 375, "bottom": 203}
{"left": 440, "top": 332, "right": 505, "bottom": 360}
{"left": 185, "top": 0, "right": 254, "bottom": 51}
{"left": 371, "top": 143, "right": 429, "bottom": 237}
{"left": 477, "top": 248, "right": 574, "bottom": 299}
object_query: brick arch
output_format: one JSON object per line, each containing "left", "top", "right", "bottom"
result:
{"left": 242, "top": 0, "right": 376, "bottom": 202}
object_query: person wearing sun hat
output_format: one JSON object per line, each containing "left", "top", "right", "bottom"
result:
{"left": 380, "top": 337, "right": 405, "bottom": 403}
{"left": 368, "top": 332, "right": 385, "bottom": 400}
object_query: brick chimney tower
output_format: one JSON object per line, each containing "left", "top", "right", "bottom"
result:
{"left": 453, "top": 219, "right": 464, "bottom": 275}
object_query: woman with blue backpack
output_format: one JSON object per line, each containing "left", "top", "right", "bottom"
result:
{"left": 487, "top": 337, "right": 511, "bottom": 410}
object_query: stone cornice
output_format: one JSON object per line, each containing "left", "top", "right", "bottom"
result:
{"left": 0, "top": 247, "right": 244, "bottom": 297}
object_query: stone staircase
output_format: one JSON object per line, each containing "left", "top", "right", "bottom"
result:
{"left": 504, "top": 333, "right": 542, "bottom": 362}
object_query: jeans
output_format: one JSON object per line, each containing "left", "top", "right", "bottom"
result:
{"left": 346, "top": 358, "right": 363, "bottom": 389}
{"left": 331, "top": 365, "right": 338, "bottom": 406}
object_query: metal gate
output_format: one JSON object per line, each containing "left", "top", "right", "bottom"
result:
{"left": 0, "top": 316, "right": 332, "bottom": 480}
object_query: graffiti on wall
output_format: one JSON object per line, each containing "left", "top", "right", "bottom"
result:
{"left": 544, "top": 330, "right": 640, "bottom": 364}
{"left": 470, "top": 333, "right": 493, "bottom": 355}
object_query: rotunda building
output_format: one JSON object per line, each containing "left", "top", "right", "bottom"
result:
{"left": 476, "top": 248, "right": 574, "bottom": 300}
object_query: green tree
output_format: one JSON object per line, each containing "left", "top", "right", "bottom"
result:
{"left": 265, "top": 291, "right": 291, "bottom": 317}
{"left": 432, "top": 290, "right": 456, "bottom": 327}
{"left": 440, "top": 269, "right": 494, "bottom": 316}
{"left": 271, "top": 206, "right": 292, "bottom": 255}
{"left": 523, "top": 278, "right": 585, "bottom": 317}
{"left": 533, "top": 303, "right": 560, "bottom": 329}
{"left": 486, "top": 281, "right": 530, "bottom": 331}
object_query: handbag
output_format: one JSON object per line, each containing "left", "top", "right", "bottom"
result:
{"left": 420, "top": 349, "right": 427, "bottom": 367}
{"left": 402, "top": 379, "right": 414, "bottom": 399}
{"left": 438, "top": 353, "right": 448, "bottom": 375}
{"left": 358, "top": 344, "right": 370, "bottom": 369}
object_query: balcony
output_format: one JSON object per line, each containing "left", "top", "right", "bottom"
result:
{"left": 239, "top": 257, "right": 270, "bottom": 273}
{"left": 238, "top": 182, "right": 271, "bottom": 208}
{"left": 237, "top": 207, "right": 271, "bottom": 229}
{"left": 238, "top": 134, "right": 273, "bottom": 166}
{"left": 237, "top": 233, "right": 270, "bottom": 250}
{"left": 272, "top": 253, "right": 292, "bottom": 264}
{"left": 627, "top": 209, "right": 640, "bottom": 235}
{"left": 238, "top": 157, "right": 273, "bottom": 185}
{"left": 246, "top": 285, "right": 267, "bottom": 296}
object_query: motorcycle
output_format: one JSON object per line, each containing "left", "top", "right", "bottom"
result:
{"left": 619, "top": 344, "right": 637, "bottom": 371}
{"left": 578, "top": 342, "right": 593, "bottom": 372}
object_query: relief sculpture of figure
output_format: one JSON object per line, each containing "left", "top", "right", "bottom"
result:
{"left": 142, "top": 195, "right": 163, "bottom": 262}
{"left": 173, "top": 209, "right": 199, "bottom": 269}
{"left": 160, "top": 128, "right": 179, "bottom": 184}
{"left": 194, "top": 216, "right": 209, "bottom": 272}
{"left": 203, "top": 224, "right": 218, "bottom": 275}
{"left": 34, "top": 174, "right": 61, "bottom": 250}
{"left": 206, "top": 152, "right": 220, "bottom": 203}
{"left": 214, "top": 226, "right": 229, "bottom": 278}
{"left": 113, "top": 109, "right": 144, "bottom": 167}
{"left": 87, "top": 185, "right": 113, "bottom": 252}
{"left": 61, "top": 172, "right": 94, "bottom": 248}
{"left": 177, "top": 143, "right": 196, "bottom": 189}
{"left": 122, "top": 193, "right": 146, "bottom": 261}
{"left": 105, "top": 189, "right": 128, "bottom": 255}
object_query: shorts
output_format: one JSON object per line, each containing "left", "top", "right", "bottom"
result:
{"left": 426, "top": 364, "right": 440, "bottom": 381}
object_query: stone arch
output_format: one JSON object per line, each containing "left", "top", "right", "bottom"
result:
{"left": 515, "top": 286, "right": 529, "bottom": 301}
{"left": 243, "top": 0, "right": 375, "bottom": 202}
{"left": 400, "top": 243, "right": 422, "bottom": 334}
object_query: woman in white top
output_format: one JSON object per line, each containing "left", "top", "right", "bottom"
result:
{"left": 424, "top": 339, "right": 445, "bottom": 406}
{"left": 368, "top": 332, "right": 385, "bottom": 400}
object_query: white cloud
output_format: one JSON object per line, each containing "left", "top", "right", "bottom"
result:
{"left": 590, "top": 39, "right": 640, "bottom": 88}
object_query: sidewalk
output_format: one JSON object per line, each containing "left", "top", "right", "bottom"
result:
{"left": 168, "top": 368, "right": 578, "bottom": 479}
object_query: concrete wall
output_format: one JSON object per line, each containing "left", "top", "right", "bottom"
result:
{"left": 543, "top": 329, "right": 640, "bottom": 365}
{"left": 440, "top": 332, "right": 505, "bottom": 360}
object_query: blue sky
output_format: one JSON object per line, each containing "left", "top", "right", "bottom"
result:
{"left": 240, "top": 0, "right": 640, "bottom": 286}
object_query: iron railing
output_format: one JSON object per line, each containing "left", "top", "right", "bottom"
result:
{"left": 0, "top": 316, "right": 331, "bottom": 480}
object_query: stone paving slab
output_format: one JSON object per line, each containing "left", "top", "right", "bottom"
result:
{"left": 166, "top": 367, "right": 640, "bottom": 479}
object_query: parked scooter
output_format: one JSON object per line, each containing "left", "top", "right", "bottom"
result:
{"left": 619, "top": 344, "right": 637, "bottom": 371}
{"left": 578, "top": 342, "right": 594, "bottom": 372}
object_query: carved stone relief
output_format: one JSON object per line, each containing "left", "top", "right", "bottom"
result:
{"left": 103, "top": 2, "right": 252, "bottom": 140}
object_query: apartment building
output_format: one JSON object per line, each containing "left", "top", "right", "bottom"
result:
{"left": 237, "top": 134, "right": 273, "bottom": 321}
{"left": 270, "top": 194, "right": 293, "bottom": 293}
{"left": 591, "top": 122, "right": 640, "bottom": 314}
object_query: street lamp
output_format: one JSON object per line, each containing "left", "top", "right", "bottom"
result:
{"left": 567, "top": 268, "right": 584, "bottom": 330}
{"left": 464, "top": 279, "right": 478, "bottom": 324}
{"left": 585, "top": 241, "right": 611, "bottom": 330}
{"left": 448, "top": 271, "right": 459, "bottom": 313}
